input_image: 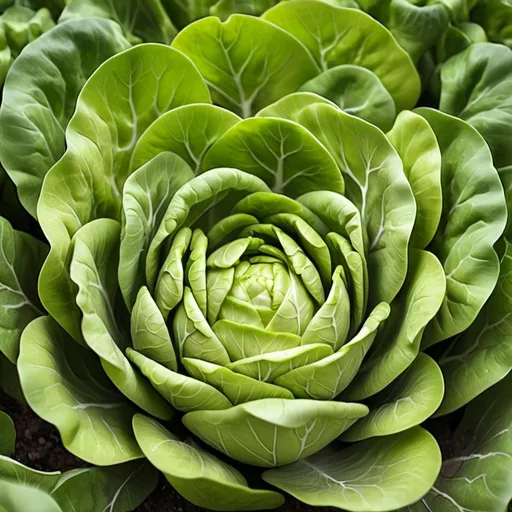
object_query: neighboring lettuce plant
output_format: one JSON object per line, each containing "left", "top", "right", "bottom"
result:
{"left": 0, "top": 4, "right": 55, "bottom": 85}
{"left": 0, "top": 1, "right": 511, "bottom": 511}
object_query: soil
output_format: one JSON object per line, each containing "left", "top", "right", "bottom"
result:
{"left": 0, "top": 388, "right": 460, "bottom": 512}
{"left": 0, "top": 389, "right": 83, "bottom": 472}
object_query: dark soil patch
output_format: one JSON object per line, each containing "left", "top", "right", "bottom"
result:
{"left": 0, "top": 389, "right": 83, "bottom": 472}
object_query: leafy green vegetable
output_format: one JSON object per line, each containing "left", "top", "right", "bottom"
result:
{"left": 0, "top": 2, "right": 510, "bottom": 511}
{"left": 60, "top": 0, "right": 177, "bottom": 44}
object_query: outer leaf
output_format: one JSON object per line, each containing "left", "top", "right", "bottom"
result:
{"left": 60, "top": 0, "right": 177, "bottom": 44}
{"left": 262, "top": 0, "right": 421, "bottom": 111}
{"left": 183, "top": 398, "right": 369, "bottom": 467}
{"left": 342, "top": 354, "right": 444, "bottom": 441}
{"left": 0, "top": 18, "right": 130, "bottom": 217}
{"left": 0, "top": 481, "right": 62, "bottom": 512}
{"left": 436, "top": 240, "right": 512, "bottom": 415}
{"left": 51, "top": 461, "right": 157, "bottom": 512}
{"left": 171, "top": 14, "right": 318, "bottom": 117}
{"left": 263, "top": 427, "right": 442, "bottom": 512}
{"left": 409, "top": 373, "right": 512, "bottom": 512}
{"left": 202, "top": 117, "right": 343, "bottom": 197}
{"left": 133, "top": 414, "right": 285, "bottom": 511}
{"left": 299, "top": 65, "right": 396, "bottom": 131}
{"left": 70, "top": 219, "right": 173, "bottom": 420}
{"left": 344, "top": 249, "right": 445, "bottom": 400}
{"left": 131, "top": 104, "right": 241, "bottom": 174}
{"left": 120, "top": 153, "right": 195, "bottom": 309}
{"left": 38, "top": 44, "right": 210, "bottom": 342}
{"left": 416, "top": 108, "right": 507, "bottom": 346}
{"left": 0, "top": 411, "right": 14, "bottom": 456}
{"left": 387, "top": 110, "right": 442, "bottom": 249}
{"left": 439, "top": 43, "right": 512, "bottom": 237}
{"left": 18, "top": 316, "right": 142, "bottom": 465}
{"left": 298, "top": 104, "right": 416, "bottom": 305}
{"left": 0, "top": 216, "right": 46, "bottom": 363}
{"left": 0, "top": 455, "right": 59, "bottom": 492}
